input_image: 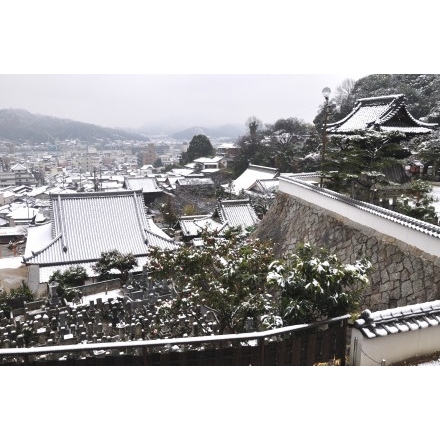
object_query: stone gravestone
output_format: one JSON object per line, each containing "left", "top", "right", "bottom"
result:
{"left": 48, "top": 282, "right": 61, "bottom": 307}
{"left": 134, "top": 321, "right": 142, "bottom": 340}
{"left": 59, "top": 311, "right": 68, "bottom": 335}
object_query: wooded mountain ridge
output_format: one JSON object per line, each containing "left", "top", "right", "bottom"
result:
{"left": 0, "top": 108, "right": 149, "bottom": 143}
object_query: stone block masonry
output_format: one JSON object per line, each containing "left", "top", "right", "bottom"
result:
{"left": 253, "top": 191, "right": 440, "bottom": 312}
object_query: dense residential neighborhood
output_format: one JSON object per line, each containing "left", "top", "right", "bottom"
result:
{"left": 1, "top": 74, "right": 440, "bottom": 366}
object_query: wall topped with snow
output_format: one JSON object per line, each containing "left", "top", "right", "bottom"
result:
{"left": 252, "top": 181, "right": 440, "bottom": 312}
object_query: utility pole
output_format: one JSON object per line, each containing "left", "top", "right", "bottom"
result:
{"left": 320, "top": 87, "right": 331, "bottom": 188}
{"left": 93, "top": 167, "right": 98, "bottom": 192}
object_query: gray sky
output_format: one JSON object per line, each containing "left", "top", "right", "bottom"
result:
{"left": 1, "top": 2, "right": 431, "bottom": 133}
{"left": 0, "top": 74, "right": 366, "bottom": 130}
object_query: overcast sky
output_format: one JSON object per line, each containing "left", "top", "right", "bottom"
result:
{"left": 0, "top": 74, "right": 367, "bottom": 130}
{"left": 1, "top": 2, "right": 434, "bottom": 134}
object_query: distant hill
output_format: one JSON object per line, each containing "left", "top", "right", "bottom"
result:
{"left": 0, "top": 108, "right": 149, "bottom": 143}
{"left": 136, "top": 122, "right": 186, "bottom": 136}
{"left": 171, "top": 124, "right": 245, "bottom": 140}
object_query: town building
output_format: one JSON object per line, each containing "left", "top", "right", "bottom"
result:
{"left": 0, "top": 163, "right": 37, "bottom": 187}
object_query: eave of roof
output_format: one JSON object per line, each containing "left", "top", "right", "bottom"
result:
{"left": 354, "top": 301, "right": 440, "bottom": 339}
{"left": 326, "top": 94, "right": 438, "bottom": 134}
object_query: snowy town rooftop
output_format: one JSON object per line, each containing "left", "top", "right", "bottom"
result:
{"left": 217, "top": 199, "right": 260, "bottom": 229}
{"left": 326, "top": 94, "right": 438, "bottom": 135}
{"left": 124, "top": 176, "right": 162, "bottom": 193}
{"left": 178, "top": 215, "right": 225, "bottom": 237}
{"left": 228, "top": 163, "right": 279, "bottom": 195}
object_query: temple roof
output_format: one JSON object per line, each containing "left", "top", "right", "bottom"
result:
{"left": 124, "top": 176, "right": 163, "bottom": 193}
{"left": 326, "top": 94, "right": 438, "bottom": 135}
{"left": 178, "top": 215, "right": 226, "bottom": 237}
{"left": 23, "top": 190, "right": 177, "bottom": 266}
{"left": 228, "top": 164, "right": 279, "bottom": 195}
{"left": 217, "top": 199, "right": 260, "bottom": 229}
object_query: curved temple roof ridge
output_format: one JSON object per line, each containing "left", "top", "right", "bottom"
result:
{"left": 326, "top": 93, "right": 438, "bottom": 134}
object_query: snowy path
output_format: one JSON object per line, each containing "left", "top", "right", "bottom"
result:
{"left": 0, "top": 257, "right": 24, "bottom": 269}
{"left": 431, "top": 185, "right": 440, "bottom": 216}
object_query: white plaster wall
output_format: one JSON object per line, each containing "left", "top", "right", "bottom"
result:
{"left": 279, "top": 177, "right": 440, "bottom": 258}
{"left": 351, "top": 326, "right": 440, "bottom": 366}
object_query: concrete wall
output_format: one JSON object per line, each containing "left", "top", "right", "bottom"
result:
{"left": 253, "top": 180, "right": 440, "bottom": 312}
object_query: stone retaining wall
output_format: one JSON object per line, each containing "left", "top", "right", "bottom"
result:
{"left": 66, "top": 278, "right": 122, "bottom": 297}
{"left": 253, "top": 192, "right": 440, "bottom": 312}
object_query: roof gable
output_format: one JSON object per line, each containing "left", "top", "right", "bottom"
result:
{"left": 11, "top": 163, "right": 28, "bottom": 171}
{"left": 327, "top": 94, "right": 438, "bottom": 135}
{"left": 217, "top": 199, "right": 259, "bottom": 229}
{"left": 179, "top": 215, "right": 225, "bottom": 237}
{"left": 230, "top": 163, "right": 279, "bottom": 195}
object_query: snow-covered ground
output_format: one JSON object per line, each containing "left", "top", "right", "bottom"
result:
{"left": 0, "top": 256, "right": 24, "bottom": 269}
{"left": 430, "top": 185, "right": 440, "bottom": 217}
{"left": 419, "top": 358, "right": 440, "bottom": 366}
{"left": 72, "top": 289, "right": 124, "bottom": 306}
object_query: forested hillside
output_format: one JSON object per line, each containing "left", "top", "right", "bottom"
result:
{"left": 0, "top": 108, "right": 148, "bottom": 143}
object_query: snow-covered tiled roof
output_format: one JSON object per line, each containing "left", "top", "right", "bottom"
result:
{"left": 354, "top": 301, "right": 440, "bottom": 339}
{"left": 177, "top": 177, "right": 214, "bottom": 186}
{"left": 230, "top": 164, "right": 279, "bottom": 195}
{"left": 217, "top": 199, "right": 260, "bottom": 229}
{"left": 24, "top": 223, "right": 53, "bottom": 258}
{"left": 10, "top": 163, "right": 28, "bottom": 172}
{"left": 179, "top": 215, "right": 225, "bottom": 237}
{"left": 0, "top": 226, "right": 27, "bottom": 238}
{"left": 23, "top": 186, "right": 49, "bottom": 197}
{"left": 23, "top": 190, "right": 177, "bottom": 266}
{"left": 0, "top": 190, "right": 16, "bottom": 198}
{"left": 169, "top": 168, "right": 194, "bottom": 176}
{"left": 7, "top": 207, "right": 39, "bottom": 220}
{"left": 125, "top": 177, "right": 162, "bottom": 193}
{"left": 248, "top": 179, "right": 279, "bottom": 194}
{"left": 194, "top": 156, "right": 225, "bottom": 164}
{"left": 327, "top": 94, "right": 437, "bottom": 135}
{"left": 45, "top": 188, "right": 77, "bottom": 195}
